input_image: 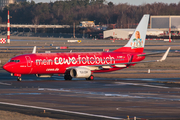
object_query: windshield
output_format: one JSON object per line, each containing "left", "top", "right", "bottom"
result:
{"left": 9, "top": 59, "right": 20, "bottom": 63}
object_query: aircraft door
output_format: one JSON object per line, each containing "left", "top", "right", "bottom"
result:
{"left": 25, "top": 56, "right": 33, "bottom": 74}
{"left": 25, "top": 56, "right": 32, "bottom": 67}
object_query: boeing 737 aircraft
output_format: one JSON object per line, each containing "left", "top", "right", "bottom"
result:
{"left": 3, "top": 14, "right": 170, "bottom": 81}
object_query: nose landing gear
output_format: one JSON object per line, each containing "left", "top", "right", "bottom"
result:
{"left": 17, "top": 77, "right": 22, "bottom": 81}
{"left": 13, "top": 73, "right": 22, "bottom": 81}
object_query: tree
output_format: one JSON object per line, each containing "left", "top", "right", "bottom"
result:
{"left": 108, "top": 1, "right": 114, "bottom": 7}
{"left": 0, "top": 1, "right": 179, "bottom": 26}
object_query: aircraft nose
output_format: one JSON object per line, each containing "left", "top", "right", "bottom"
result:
{"left": 3, "top": 63, "right": 13, "bottom": 73}
{"left": 3, "top": 63, "right": 7, "bottom": 70}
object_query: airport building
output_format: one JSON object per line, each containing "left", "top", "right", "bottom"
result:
{"left": 150, "top": 16, "right": 180, "bottom": 31}
{"left": 0, "top": 0, "right": 26, "bottom": 8}
{"left": 104, "top": 16, "right": 180, "bottom": 39}
{"left": 80, "top": 21, "right": 95, "bottom": 27}
{"left": 103, "top": 29, "right": 164, "bottom": 39}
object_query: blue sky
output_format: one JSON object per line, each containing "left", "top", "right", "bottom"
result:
{"left": 27, "top": 0, "right": 180, "bottom": 5}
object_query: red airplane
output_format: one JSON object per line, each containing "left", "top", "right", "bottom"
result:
{"left": 3, "top": 14, "right": 170, "bottom": 81}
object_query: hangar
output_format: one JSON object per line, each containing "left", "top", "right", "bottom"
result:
{"left": 103, "top": 29, "right": 164, "bottom": 39}
{"left": 103, "top": 15, "right": 180, "bottom": 39}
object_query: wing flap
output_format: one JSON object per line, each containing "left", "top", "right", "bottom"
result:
{"left": 114, "top": 65, "right": 127, "bottom": 67}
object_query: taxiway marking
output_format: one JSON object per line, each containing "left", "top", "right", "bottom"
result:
{"left": 114, "top": 82, "right": 169, "bottom": 89}
{"left": 0, "top": 102, "right": 122, "bottom": 120}
{"left": 0, "top": 82, "right": 11, "bottom": 86}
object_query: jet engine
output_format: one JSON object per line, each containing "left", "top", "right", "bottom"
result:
{"left": 70, "top": 67, "right": 91, "bottom": 78}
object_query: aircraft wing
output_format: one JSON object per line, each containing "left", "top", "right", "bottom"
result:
{"left": 138, "top": 47, "right": 171, "bottom": 57}
{"left": 67, "top": 47, "right": 170, "bottom": 70}
{"left": 127, "top": 47, "right": 171, "bottom": 63}
{"left": 138, "top": 52, "right": 167, "bottom": 56}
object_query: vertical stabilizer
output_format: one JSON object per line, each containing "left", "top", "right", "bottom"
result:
{"left": 114, "top": 14, "right": 149, "bottom": 53}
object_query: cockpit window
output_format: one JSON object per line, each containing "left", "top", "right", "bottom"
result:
{"left": 9, "top": 60, "right": 20, "bottom": 63}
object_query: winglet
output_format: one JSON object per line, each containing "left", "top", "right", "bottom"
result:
{"left": 158, "top": 47, "right": 171, "bottom": 62}
{"left": 32, "top": 46, "right": 36, "bottom": 53}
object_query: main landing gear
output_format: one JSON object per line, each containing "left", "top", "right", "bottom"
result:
{"left": 64, "top": 74, "right": 72, "bottom": 80}
{"left": 64, "top": 74, "right": 94, "bottom": 81}
{"left": 86, "top": 75, "right": 94, "bottom": 80}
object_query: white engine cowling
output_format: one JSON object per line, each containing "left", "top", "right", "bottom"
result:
{"left": 70, "top": 67, "right": 91, "bottom": 78}
{"left": 36, "top": 74, "right": 53, "bottom": 78}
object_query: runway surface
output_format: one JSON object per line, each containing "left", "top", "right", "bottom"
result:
{"left": 0, "top": 69, "right": 180, "bottom": 119}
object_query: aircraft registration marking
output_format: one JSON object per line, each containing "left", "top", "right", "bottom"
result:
{"left": 20, "top": 65, "right": 26, "bottom": 67}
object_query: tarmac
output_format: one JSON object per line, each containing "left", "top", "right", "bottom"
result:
{"left": 0, "top": 38, "right": 180, "bottom": 120}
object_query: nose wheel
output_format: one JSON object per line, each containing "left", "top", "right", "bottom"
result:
{"left": 17, "top": 77, "right": 22, "bottom": 81}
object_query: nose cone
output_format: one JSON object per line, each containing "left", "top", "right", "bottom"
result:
{"left": 3, "top": 63, "right": 7, "bottom": 70}
{"left": 3, "top": 63, "right": 14, "bottom": 73}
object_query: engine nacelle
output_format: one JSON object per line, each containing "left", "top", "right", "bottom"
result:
{"left": 70, "top": 67, "right": 91, "bottom": 78}
{"left": 36, "top": 74, "right": 53, "bottom": 78}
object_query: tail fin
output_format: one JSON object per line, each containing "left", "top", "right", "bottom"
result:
{"left": 114, "top": 14, "right": 149, "bottom": 53}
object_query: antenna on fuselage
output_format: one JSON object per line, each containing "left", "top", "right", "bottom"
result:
{"left": 32, "top": 46, "right": 36, "bottom": 53}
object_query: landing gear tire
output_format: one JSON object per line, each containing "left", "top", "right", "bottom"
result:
{"left": 64, "top": 74, "right": 72, "bottom": 80}
{"left": 17, "top": 77, "right": 22, "bottom": 81}
{"left": 86, "top": 75, "right": 94, "bottom": 80}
